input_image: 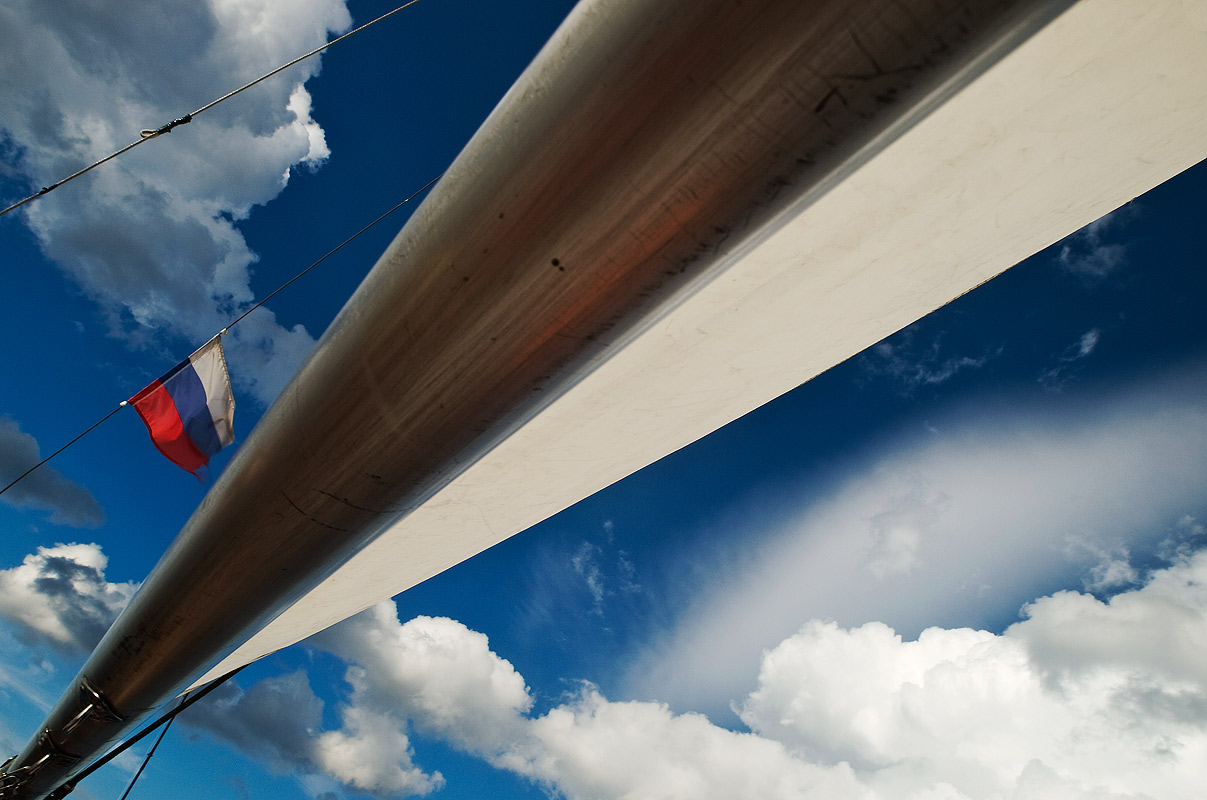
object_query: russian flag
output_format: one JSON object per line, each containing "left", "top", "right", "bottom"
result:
{"left": 130, "top": 335, "right": 235, "bottom": 476}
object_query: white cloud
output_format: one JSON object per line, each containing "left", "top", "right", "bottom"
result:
{"left": 1065, "top": 537, "right": 1138, "bottom": 592}
{"left": 0, "top": 547, "right": 439, "bottom": 798}
{"left": 187, "top": 668, "right": 444, "bottom": 799}
{"left": 507, "top": 688, "right": 867, "bottom": 800}
{"left": 624, "top": 368, "right": 1207, "bottom": 716}
{"left": 0, "top": 416, "right": 104, "bottom": 527}
{"left": 311, "top": 606, "right": 868, "bottom": 800}
{"left": 314, "top": 706, "right": 443, "bottom": 797}
{"left": 191, "top": 609, "right": 521, "bottom": 798}
{"left": 865, "top": 487, "right": 948, "bottom": 578}
{"left": 739, "top": 551, "right": 1207, "bottom": 800}
{"left": 1178, "top": 515, "right": 1206, "bottom": 537}
{"left": 0, "top": 543, "right": 135, "bottom": 654}
{"left": 1056, "top": 209, "right": 1129, "bottom": 281}
{"left": 1039, "top": 328, "right": 1103, "bottom": 390}
{"left": 1015, "top": 553, "right": 1207, "bottom": 691}
{"left": 304, "top": 548, "right": 1206, "bottom": 800}
{"left": 312, "top": 606, "right": 533, "bottom": 757}
{"left": 1075, "top": 328, "right": 1101, "bottom": 358}
{"left": 571, "top": 541, "right": 606, "bottom": 614}
{"left": 1086, "top": 554, "right": 1139, "bottom": 591}
{"left": 286, "top": 85, "right": 331, "bottom": 168}
{"left": 861, "top": 331, "right": 999, "bottom": 392}
{"left": 0, "top": 0, "right": 352, "bottom": 404}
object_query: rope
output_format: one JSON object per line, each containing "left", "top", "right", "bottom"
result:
{"left": 42, "top": 667, "right": 245, "bottom": 800}
{"left": 0, "top": 0, "right": 424, "bottom": 217}
{"left": 0, "top": 175, "right": 440, "bottom": 498}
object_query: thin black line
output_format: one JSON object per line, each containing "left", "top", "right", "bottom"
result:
{"left": 225, "top": 173, "right": 441, "bottom": 330}
{"left": 117, "top": 694, "right": 183, "bottom": 800}
{"left": 190, "top": 0, "right": 425, "bottom": 120}
{"left": 0, "top": 174, "right": 439, "bottom": 499}
{"left": 0, "top": 0, "right": 425, "bottom": 217}
{"left": 44, "top": 667, "right": 245, "bottom": 799}
{"left": 0, "top": 403, "right": 126, "bottom": 498}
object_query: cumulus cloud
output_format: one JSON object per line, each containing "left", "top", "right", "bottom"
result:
{"left": 186, "top": 669, "right": 443, "bottom": 799}
{"left": 313, "top": 607, "right": 533, "bottom": 757}
{"left": 506, "top": 688, "right": 867, "bottom": 800}
{"left": 1065, "top": 537, "right": 1138, "bottom": 593}
{"left": 192, "top": 609, "right": 533, "bottom": 798}
{"left": 298, "top": 549, "right": 1206, "bottom": 800}
{"left": 187, "top": 671, "right": 325, "bottom": 769}
{"left": 307, "top": 605, "right": 868, "bottom": 800}
{"left": 0, "top": 543, "right": 135, "bottom": 653}
{"left": 0, "top": 0, "right": 353, "bottom": 403}
{"left": 739, "top": 551, "right": 1207, "bottom": 799}
{"left": 314, "top": 706, "right": 444, "bottom": 797}
{"left": 1015, "top": 553, "right": 1207, "bottom": 691}
{"left": 177, "top": 366, "right": 1207, "bottom": 798}
{"left": 0, "top": 416, "right": 104, "bottom": 527}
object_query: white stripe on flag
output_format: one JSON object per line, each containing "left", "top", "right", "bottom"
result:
{"left": 189, "top": 335, "right": 236, "bottom": 448}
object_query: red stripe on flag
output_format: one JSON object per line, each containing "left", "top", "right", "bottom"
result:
{"left": 130, "top": 381, "right": 208, "bottom": 474}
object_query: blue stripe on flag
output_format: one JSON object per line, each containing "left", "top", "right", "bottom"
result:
{"left": 162, "top": 362, "right": 224, "bottom": 459}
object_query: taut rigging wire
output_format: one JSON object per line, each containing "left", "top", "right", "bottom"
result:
{"left": 224, "top": 174, "right": 441, "bottom": 330}
{"left": 41, "top": 666, "right": 246, "bottom": 800}
{"left": 0, "top": 0, "right": 425, "bottom": 218}
{"left": 0, "top": 174, "right": 440, "bottom": 499}
{"left": 115, "top": 693, "right": 184, "bottom": 800}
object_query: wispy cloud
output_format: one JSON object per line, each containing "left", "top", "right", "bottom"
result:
{"left": 0, "top": 0, "right": 352, "bottom": 403}
{"left": 1178, "top": 515, "right": 1206, "bottom": 537}
{"left": 1074, "top": 327, "right": 1101, "bottom": 358}
{"left": 865, "top": 486, "right": 949, "bottom": 579}
{"left": 1055, "top": 207, "right": 1130, "bottom": 281}
{"left": 571, "top": 542, "right": 607, "bottom": 616}
{"left": 626, "top": 365, "right": 1207, "bottom": 715}
{"left": 860, "top": 328, "right": 1000, "bottom": 393}
{"left": 0, "top": 657, "right": 53, "bottom": 714}
{"left": 0, "top": 416, "right": 104, "bottom": 527}
{"left": 521, "top": 522, "right": 648, "bottom": 640}
{"left": 1039, "top": 327, "right": 1103, "bottom": 390}
{"left": 1064, "top": 536, "right": 1139, "bottom": 593}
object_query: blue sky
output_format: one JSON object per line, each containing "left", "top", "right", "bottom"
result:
{"left": 2, "top": 2, "right": 1206, "bottom": 799}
